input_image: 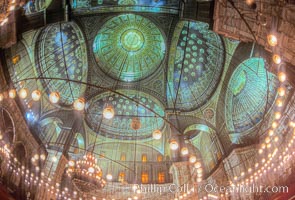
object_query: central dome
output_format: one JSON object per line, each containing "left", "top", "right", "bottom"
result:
{"left": 93, "top": 14, "right": 166, "bottom": 82}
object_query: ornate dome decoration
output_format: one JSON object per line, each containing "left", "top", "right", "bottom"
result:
{"left": 93, "top": 14, "right": 166, "bottom": 82}
{"left": 118, "top": 0, "right": 138, "bottom": 5}
{"left": 36, "top": 22, "right": 88, "bottom": 105}
{"left": 24, "top": 0, "right": 53, "bottom": 14}
{"left": 167, "top": 21, "right": 224, "bottom": 111}
{"left": 225, "top": 58, "right": 278, "bottom": 133}
{"left": 86, "top": 90, "right": 165, "bottom": 140}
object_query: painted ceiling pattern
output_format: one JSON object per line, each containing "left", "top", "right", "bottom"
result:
{"left": 71, "top": 0, "right": 179, "bottom": 13}
{"left": 86, "top": 90, "right": 165, "bottom": 140}
{"left": 225, "top": 58, "right": 278, "bottom": 133}
{"left": 167, "top": 21, "right": 224, "bottom": 111}
{"left": 36, "top": 22, "right": 88, "bottom": 105}
{"left": 93, "top": 14, "right": 166, "bottom": 82}
{"left": 24, "top": 0, "right": 53, "bottom": 14}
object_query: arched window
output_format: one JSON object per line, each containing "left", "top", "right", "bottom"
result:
{"left": 118, "top": 171, "right": 125, "bottom": 182}
{"left": 157, "top": 155, "right": 163, "bottom": 162}
{"left": 120, "top": 153, "right": 126, "bottom": 161}
{"left": 158, "top": 172, "right": 165, "bottom": 184}
{"left": 141, "top": 172, "right": 149, "bottom": 184}
{"left": 142, "top": 154, "right": 147, "bottom": 162}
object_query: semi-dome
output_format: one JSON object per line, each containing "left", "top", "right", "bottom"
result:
{"left": 167, "top": 21, "right": 224, "bottom": 111}
{"left": 36, "top": 22, "right": 88, "bottom": 105}
{"left": 85, "top": 90, "right": 165, "bottom": 140}
{"left": 225, "top": 57, "right": 278, "bottom": 132}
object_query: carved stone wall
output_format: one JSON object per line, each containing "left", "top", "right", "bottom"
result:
{"left": 213, "top": 0, "right": 295, "bottom": 66}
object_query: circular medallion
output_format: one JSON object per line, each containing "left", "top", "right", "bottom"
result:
{"left": 93, "top": 14, "right": 166, "bottom": 82}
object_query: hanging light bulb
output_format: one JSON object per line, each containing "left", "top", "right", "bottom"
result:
{"left": 272, "top": 121, "right": 278, "bottom": 129}
{"left": 152, "top": 129, "right": 162, "bottom": 140}
{"left": 181, "top": 147, "right": 189, "bottom": 156}
{"left": 40, "top": 154, "right": 46, "bottom": 160}
{"left": 31, "top": 90, "right": 41, "bottom": 101}
{"left": 49, "top": 92, "right": 60, "bottom": 104}
{"left": 68, "top": 160, "right": 75, "bottom": 167}
{"left": 18, "top": 88, "right": 28, "bottom": 99}
{"left": 0, "top": 93, "right": 3, "bottom": 101}
{"left": 73, "top": 98, "right": 85, "bottom": 111}
{"left": 268, "top": 129, "right": 274, "bottom": 136}
{"left": 278, "top": 72, "right": 286, "bottom": 82}
{"left": 276, "top": 99, "right": 283, "bottom": 107}
{"left": 52, "top": 156, "right": 58, "bottom": 162}
{"left": 189, "top": 155, "right": 197, "bottom": 163}
{"left": 267, "top": 34, "right": 278, "bottom": 47}
{"left": 194, "top": 162, "right": 201, "bottom": 169}
{"left": 88, "top": 167, "right": 95, "bottom": 173}
{"left": 9, "top": 89, "right": 16, "bottom": 99}
{"left": 106, "top": 174, "right": 113, "bottom": 181}
{"left": 277, "top": 87, "right": 285, "bottom": 97}
{"left": 272, "top": 54, "right": 281, "bottom": 64}
{"left": 103, "top": 105, "right": 115, "bottom": 119}
{"left": 274, "top": 112, "right": 281, "bottom": 120}
{"left": 197, "top": 168, "right": 203, "bottom": 174}
{"left": 169, "top": 140, "right": 179, "bottom": 150}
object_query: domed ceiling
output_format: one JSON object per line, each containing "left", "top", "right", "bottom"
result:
{"left": 36, "top": 22, "right": 88, "bottom": 105}
{"left": 93, "top": 14, "right": 166, "bottom": 82}
{"left": 225, "top": 57, "right": 278, "bottom": 132}
{"left": 167, "top": 21, "right": 224, "bottom": 111}
{"left": 85, "top": 90, "right": 165, "bottom": 140}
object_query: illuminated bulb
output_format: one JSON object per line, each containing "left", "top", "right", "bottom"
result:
{"left": 106, "top": 174, "right": 113, "bottom": 181}
{"left": 73, "top": 98, "right": 85, "bottom": 111}
{"left": 18, "top": 88, "right": 28, "bottom": 99}
{"left": 267, "top": 143, "right": 271, "bottom": 149}
{"left": 52, "top": 156, "right": 57, "bottom": 162}
{"left": 103, "top": 105, "right": 115, "bottom": 119}
{"left": 40, "top": 154, "right": 46, "bottom": 160}
{"left": 9, "top": 89, "right": 16, "bottom": 99}
{"left": 34, "top": 154, "right": 39, "bottom": 160}
{"left": 88, "top": 167, "right": 94, "bottom": 173}
{"left": 194, "top": 162, "right": 201, "bottom": 169}
{"left": 68, "top": 160, "right": 75, "bottom": 167}
{"left": 189, "top": 155, "right": 197, "bottom": 163}
{"left": 197, "top": 177, "right": 202, "bottom": 183}
{"left": 261, "top": 143, "right": 266, "bottom": 149}
{"left": 278, "top": 87, "right": 285, "bottom": 97}
{"left": 259, "top": 149, "right": 263, "bottom": 154}
{"left": 49, "top": 92, "right": 60, "bottom": 104}
{"left": 169, "top": 140, "right": 179, "bottom": 150}
{"left": 265, "top": 137, "right": 270, "bottom": 143}
{"left": 267, "top": 34, "right": 278, "bottom": 46}
{"left": 272, "top": 54, "right": 281, "bottom": 64}
{"left": 248, "top": 168, "right": 252, "bottom": 173}
{"left": 152, "top": 129, "right": 162, "bottom": 140}
{"left": 274, "top": 112, "right": 281, "bottom": 120}
{"left": 268, "top": 129, "right": 274, "bottom": 136}
{"left": 31, "top": 90, "right": 41, "bottom": 101}
{"left": 197, "top": 168, "right": 203, "bottom": 174}
{"left": 181, "top": 147, "right": 189, "bottom": 156}
{"left": 278, "top": 72, "right": 286, "bottom": 82}
{"left": 272, "top": 122, "right": 278, "bottom": 129}
{"left": 0, "top": 93, "right": 3, "bottom": 101}
{"left": 276, "top": 99, "right": 283, "bottom": 107}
